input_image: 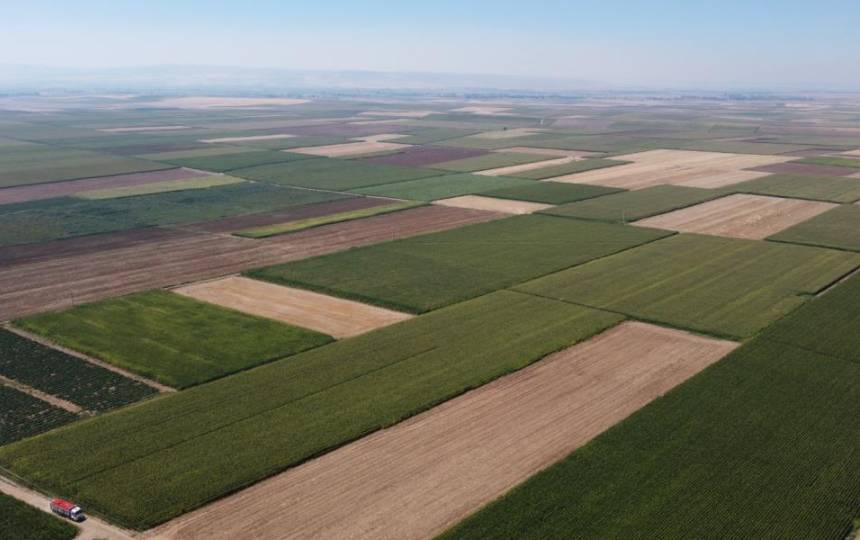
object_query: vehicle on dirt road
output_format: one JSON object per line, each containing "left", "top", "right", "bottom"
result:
{"left": 50, "top": 498, "right": 85, "bottom": 522}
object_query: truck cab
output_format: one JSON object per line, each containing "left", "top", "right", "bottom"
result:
{"left": 50, "top": 499, "right": 85, "bottom": 522}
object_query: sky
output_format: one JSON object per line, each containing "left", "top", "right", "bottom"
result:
{"left": 3, "top": 0, "right": 860, "bottom": 89}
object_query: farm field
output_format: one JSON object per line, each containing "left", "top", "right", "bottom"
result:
{"left": 0, "top": 329, "right": 156, "bottom": 412}
{"left": 727, "top": 173, "right": 860, "bottom": 202}
{"left": 478, "top": 181, "right": 621, "bottom": 204}
{"left": 175, "top": 276, "right": 413, "bottom": 338}
{"left": 0, "top": 385, "right": 78, "bottom": 446}
{"left": 502, "top": 157, "right": 628, "bottom": 179}
{"left": 543, "top": 185, "right": 721, "bottom": 222}
{"left": 289, "top": 138, "right": 411, "bottom": 158}
{"left": 361, "top": 145, "right": 487, "bottom": 166}
{"left": 442, "top": 297, "right": 860, "bottom": 539}
{"left": 634, "top": 194, "right": 837, "bottom": 239}
{"left": 429, "top": 152, "right": 555, "bottom": 172}
{"left": 749, "top": 161, "right": 859, "bottom": 177}
{"left": 434, "top": 195, "right": 553, "bottom": 214}
{"left": 797, "top": 156, "right": 860, "bottom": 168}
{"left": 352, "top": 173, "right": 533, "bottom": 201}
{"left": 74, "top": 175, "right": 243, "bottom": 199}
{"left": 17, "top": 290, "right": 332, "bottom": 388}
{"left": 0, "top": 205, "right": 498, "bottom": 320}
{"left": 769, "top": 204, "right": 860, "bottom": 251}
{"left": 151, "top": 148, "right": 313, "bottom": 172}
{"left": 0, "top": 492, "right": 78, "bottom": 540}
{"left": 153, "top": 321, "right": 736, "bottom": 540}
{"left": 515, "top": 233, "right": 860, "bottom": 338}
{"left": 248, "top": 214, "right": 669, "bottom": 313}
{"left": 0, "top": 291, "right": 622, "bottom": 529}
{"left": 231, "top": 157, "right": 440, "bottom": 190}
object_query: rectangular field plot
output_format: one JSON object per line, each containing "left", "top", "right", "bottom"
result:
{"left": 441, "top": 336, "right": 860, "bottom": 540}
{"left": 361, "top": 145, "right": 488, "bottom": 166}
{"left": 289, "top": 139, "right": 412, "bottom": 158}
{"left": 74, "top": 175, "right": 244, "bottom": 200}
{"left": 0, "top": 492, "right": 78, "bottom": 539}
{"left": 430, "top": 152, "right": 554, "bottom": 173}
{"left": 154, "top": 322, "right": 736, "bottom": 540}
{"left": 249, "top": 215, "right": 670, "bottom": 313}
{"left": 232, "top": 158, "right": 439, "bottom": 190}
{"left": 0, "top": 329, "right": 156, "bottom": 412}
{"left": 17, "top": 290, "right": 332, "bottom": 389}
{"left": 0, "top": 291, "right": 622, "bottom": 529}
{"left": 504, "top": 158, "right": 628, "bottom": 180}
{"left": 634, "top": 194, "right": 836, "bottom": 240}
{"left": 478, "top": 181, "right": 621, "bottom": 204}
{"left": 0, "top": 182, "right": 346, "bottom": 247}
{"left": 749, "top": 161, "right": 858, "bottom": 177}
{"left": 727, "top": 173, "right": 860, "bottom": 203}
{"left": 175, "top": 276, "right": 413, "bottom": 338}
{"left": 543, "top": 185, "right": 720, "bottom": 222}
{"left": 515, "top": 233, "right": 860, "bottom": 338}
{"left": 352, "top": 173, "right": 534, "bottom": 201}
{"left": 796, "top": 156, "right": 860, "bottom": 169}
{"left": 769, "top": 205, "right": 860, "bottom": 252}
{"left": 435, "top": 195, "right": 553, "bottom": 214}
{"left": 0, "top": 385, "right": 78, "bottom": 446}
{"left": 151, "top": 149, "right": 313, "bottom": 172}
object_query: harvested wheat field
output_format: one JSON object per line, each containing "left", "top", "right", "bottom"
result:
{"left": 150, "top": 321, "right": 737, "bottom": 540}
{"left": 0, "top": 205, "right": 501, "bottom": 321}
{"left": 359, "top": 110, "right": 434, "bottom": 118}
{"left": 499, "top": 147, "right": 597, "bottom": 158}
{"left": 435, "top": 195, "right": 553, "bottom": 214}
{"left": 200, "top": 134, "right": 295, "bottom": 144}
{"left": 174, "top": 276, "right": 412, "bottom": 338}
{"left": 290, "top": 137, "right": 411, "bottom": 158}
{"left": 635, "top": 194, "right": 837, "bottom": 239}
{"left": 844, "top": 149, "right": 860, "bottom": 157}
{"left": 471, "top": 128, "right": 540, "bottom": 139}
{"left": 475, "top": 156, "right": 577, "bottom": 176}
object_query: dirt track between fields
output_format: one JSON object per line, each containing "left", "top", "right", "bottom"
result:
{"left": 149, "top": 321, "right": 737, "bottom": 540}
{"left": 0, "top": 206, "right": 502, "bottom": 321}
{"left": 635, "top": 193, "right": 836, "bottom": 239}
{"left": 175, "top": 276, "right": 412, "bottom": 338}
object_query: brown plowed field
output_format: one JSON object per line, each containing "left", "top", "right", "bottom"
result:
{"left": 0, "top": 168, "right": 207, "bottom": 205}
{"left": 749, "top": 162, "right": 858, "bottom": 177}
{"left": 150, "top": 321, "right": 737, "bottom": 540}
{"left": 635, "top": 194, "right": 836, "bottom": 239}
{"left": 435, "top": 195, "right": 552, "bottom": 214}
{"left": 0, "top": 206, "right": 501, "bottom": 321}
{"left": 175, "top": 276, "right": 413, "bottom": 338}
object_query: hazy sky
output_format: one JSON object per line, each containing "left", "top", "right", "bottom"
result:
{"left": 4, "top": 0, "right": 860, "bottom": 88}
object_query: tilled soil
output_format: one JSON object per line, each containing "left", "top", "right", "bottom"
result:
{"left": 149, "top": 321, "right": 737, "bottom": 540}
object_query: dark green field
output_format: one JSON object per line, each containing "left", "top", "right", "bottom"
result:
{"left": 0, "top": 291, "right": 622, "bottom": 529}
{"left": 249, "top": 215, "right": 670, "bottom": 313}
{"left": 352, "top": 173, "right": 534, "bottom": 201}
{"left": 508, "top": 158, "right": 629, "bottom": 179}
{"left": 0, "top": 493, "right": 78, "bottom": 540}
{"left": 17, "top": 290, "right": 332, "bottom": 389}
{"left": 769, "top": 205, "right": 860, "bottom": 251}
{"left": 153, "top": 149, "right": 312, "bottom": 172}
{"left": 479, "top": 181, "right": 622, "bottom": 204}
{"left": 728, "top": 174, "right": 860, "bottom": 202}
{"left": 542, "top": 185, "right": 722, "bottom": 222}
{"left": 429, "top": 152, "right": 554, "bottom": 172}
{"left": 0, "top": 385, "right": 78, "bottom": 446}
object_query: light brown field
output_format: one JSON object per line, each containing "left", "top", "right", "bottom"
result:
{"left": 844, "top": 149, "right": 860, "bottom": 157}
{"left": 498, "top": 147, "right": 597, "bottom": 158}
{"left": 359, "top": 111, "right": 433, "bottom": 118}
{"left": 471, "top": 127, "right": 541, "bottom": 139}
{"left": 434, "top": 195, "right": 553, "bottom": 214}
{"left": 554, "top": 149, "right": 787, "bottom": 190}
{"left": 98, "top": 125, "right": 189, "bottom": 133}
{"left": 174, "top": 276, "right": 412, "bottom": 339}
{"left": 290, "top": 139, "right": 411, "bottom": 158}
{"left": 146, "top": 97, "right": 309, "bottom": 108}
{"left": 452, "top": 106, "right": 513, "bottom": 115}
{"left": 474, "top": 156, "right": 577, "bottom": 177}
{"left": 200, "top": 134, "right": 295, "bottom": 144}
{"left": 150, "top": 321, "right": 737, "bottom": 540}
{"left": 635, "top": 194, "right": 836, "bottom": 239}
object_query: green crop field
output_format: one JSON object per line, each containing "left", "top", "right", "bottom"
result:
{"left": 508, "top": 158, "right": 629, "bottom": 179}
{"left": 797, "top": 156, "right": 860, "bottom": 168}
{"left": 152, "top": 149, "right": 313, "bottom": 172}
{"left": 233, "top": 135, "right": 348, "bottom": 150}
{"left": 769, "top": 205, "right": 860, "bottom": 251}
{"left": 440, "top": 336, "right": 860, "bottom": 540}
{"left": 0, "top": 329, "right": 155, "bottom": 412}
{"left": 0, "top": 385, "right": 78, "bottom": 446}
{"left": 514, "top": 233, "right": 860, "bottom": 338}
{"left": 0, "top": 149, "right": 171, "bottom": 188}
{"left": 232, "top": 157, "right": 440, "bottom": 190}
{"left": 17, "top": 290, "right": 332, "bottom": 389}
{"left": 249, "top": 214, "right": 670, "bottom": 313}
{"left": 541, "top": 185, "right": 722, "bottom": 222}
{"left": 235, "top": 201, "right": 422, "bottom": 238}
{"left": 727, "top": 174, "right": 860, "bottom": 202}
{"left": 0, "top": 291, "right": 622, "bottom": 529}
{"left": 138, "top": 146, "right": 256, "bottom": 161}
{"left": 352, "top": 173, "right": 534, "bottom": 201}
{"left": 0, "top": 182, "right": 347, "bottom": 247}
{"left": 429, "top": 152, "right": 554, "bottom": 172}
{"left": 479, "top": 181, "right": 622, "bottom": 204}
{"left": 0, "top": 492, "right": 78, "bottom": 540}
{"left": 74, "top": 175, "right": 244, "bottom": 200}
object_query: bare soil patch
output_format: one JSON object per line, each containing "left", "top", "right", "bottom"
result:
{"left": 435, "top": 195, "right": 552, "bottom": 214}
{"left": 362, "top": 146, "right": 488, "bottom": 167}
{"left": 291, "top": 140, "right": 411, "bottom": 158}
{"left": 749, "top": 162, "right": 859, "bottom": 177}
{"left": 472, "top": 128, "right": 540, "bottom": 139}
{"left": 150, "top": 321, "right": 736, "bottom": 540}
{"left": 175, "top": 276, "right": 412, "bottom": 338}
{"left": 453, "top": 106, "right": 513, "bottom": 115}
{"left": 475, "top": 156, "right": 576, "bottom": 177}
{"left": 635, "top": 194, "right": 837, "bottom": 240}
{"left": 0, "top": 168, "right": 208, "bottom": 205}
{"left": 0, "top": 206, "right": 501, "bottom": 321}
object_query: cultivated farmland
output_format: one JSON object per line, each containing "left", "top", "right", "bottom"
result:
{"left": 0, "top": 492, "right": 78, "bottom": 540}
{"left": 543, "top": 185, "right": 721, "bottom": 222}
{"left": 0, "top": 385, "right": 77, "bottom": 446}
{"left": 727, "top": 173, "right": 860, "bottom": 203}
{"left": 352, "top": 173, "right": 534, "bottom": 201}
{"left": 435, "top": 195, "right": 553, "bottom": 214}
{"left": 769, "top": 204, "right": 860, "bottom": 251}
{"left": 478, "top": 181, "right": 621, "bottom": 204}
{"left": 17, "top": 290, "right": 332, "bottom": 389}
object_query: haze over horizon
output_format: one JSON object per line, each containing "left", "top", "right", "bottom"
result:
{"left": 4, "top": 0, "right": 860, "bottom": 91}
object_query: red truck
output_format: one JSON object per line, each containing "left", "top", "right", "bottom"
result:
{"left": 50, "top": 499, "right": 85, "bottom": 522}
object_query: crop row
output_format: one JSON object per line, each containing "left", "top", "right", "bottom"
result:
{"left": 0, "top": 385, "right": 77, "bottom": 446}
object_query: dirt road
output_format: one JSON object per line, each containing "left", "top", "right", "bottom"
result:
{"left": 150, "top": 321, "right": 737, "bottom": 540}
